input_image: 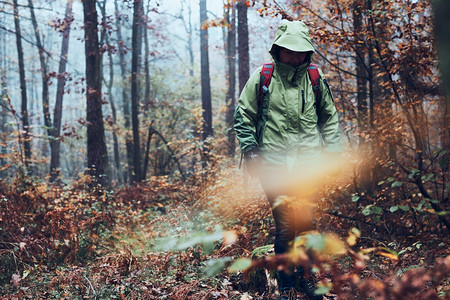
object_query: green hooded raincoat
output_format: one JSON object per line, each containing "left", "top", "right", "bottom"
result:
{"left": 234, "top": 20, "right": 342, "bottom": 171}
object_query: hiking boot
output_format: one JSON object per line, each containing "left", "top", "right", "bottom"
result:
{"left": 280, "top": 288, "right": 297, "bottom": 300}
{"left": 298, "top": 276, "right": 323, "bottom": 300}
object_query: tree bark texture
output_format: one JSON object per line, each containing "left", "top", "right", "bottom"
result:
{"left": 98, "top": 0, "right": 121, "bottom": 184}
{"left": 105, "top": 24, "right": 122, "bottom": 184}
{"left": 28, "top": 0, "right": 50, "bottom": 130}
{"left": 432, "top": 0, "right": 450, "bottom": 150}
{"left": 114, "top": 0, "right": 133, "bottom": 183}
{"left": 144, "top": 7, "right": 151, "bottom": 109}
{"left": 352, "top": 0, "right": 372, "bottom": 191}
{"left": 225, "top": 3, "right": 236, "bottom": 156}
{"left": 83, "top": 0, "right": 109, "bottom": 183}
{"left": 130, "top": 0, "right": 144, "bottom": 182}
{"left": 200, "top": 0, "right": 212, "bottom": 140}
{"left": 237, "top": 0, "right": 249, "bottom": 94}
{"left": 186, "top": 1, "right": 194, "bottom": 77}
{"left": 13, "top": 0, "right": 32, "bottom": 168}
{"left": 353, "top": 0, "right": 368, "bottom": 142}
{"left": 50, "top": 0, "right": 73, "bottom": 181}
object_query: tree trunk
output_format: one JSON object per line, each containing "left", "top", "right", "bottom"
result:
{"left": 432, "top": 0, "right": 450, "bottom": 151}
{"left": 107, "top": 49, "right": 121, "bottom": 184}
{"left": 225, "top": 3, "right": 236, "bottom": 156}
{"left": 237, "top": 0, "right": 249, "bottom": 94}
{"left": 186, "top": 1, "right": 194, "bottom": 77}
{"left": 98, "top": 0, "right": 121, "bottom": 184}
{"left": 353, "top": 0, "right": 371, "bottom": 191}
{"left": 49, "top": 0, "right": 73, "bottom": 181}
{"left": 83, "top": 0, "right": 109, "bottom": 183}
{"left": 143, "top": 120, "right": 154, "bottom": 180}
{"left": 13, "top": 0, "right": 32, "bottom": 169}
{"left": 0, "top": 32, "right": 8, "bottom": 174}
{"left": 130, "top": 0, "right": 144, "bottom": 182}
{"left": 144, "top": 7, "right": 151, "bottom": 108}
{"left": 353, "top": 0, "right": 368, "bottom": 140}
{"left": 114, "top": 0, "right": 133, "bottom": 183}
{"left": 103, "top": 16, "right": 122, "bottom": 184}
{"left": 28, "top": 0, "right": 51, "bottom": 131}
{"left": 0, "top": 25, "right": 5, "bottom": 86}
{"left": 200, "top": 0, "right": 212, "bottom": 140}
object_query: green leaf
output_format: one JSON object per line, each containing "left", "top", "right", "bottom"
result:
{"left": 315, "top": 285, "right": 331, "bottom": 295}
{"left": 398, "top": 249, "right": 407, "bottom": 255}
{"left": 176, "top": 230, "right": 223, "bottom": 251}
{"left": 351, "top": 195, "right": 360, "bottom": 202}
{"left": 362, "top": 205, "right": 373, "bottom": 216}
{"left": 391, "top": 181, "right": 403, "bottom": 188}
{"left": 377, "top": 181, "right": 385, "bottom": 186}
{"left": 151, "top": 238, "right": 174, "bottom": 251}
{"left": 399, "top": 205, "right": 410, "bottom": 211}
{"left": 152, "top": 230, "right": 223, "bottom": 253}
{"left": 228, "top": 258, "right": 252, "bottom": 273}
{"left": 416, "top": 200, "right": 426, "bottom": 211}
{"left": 390, "top": 206, "right": 399, "bottom": 212}
{"left": 440, "top": 149, "right": 448, "bottom": 156}
{"left": 435, "top": 211, "right": 449, "bottom": 216}
{"left": 305, "top": 234, "right": 326, "bottom": 251}
{"left": 251, "top": 244, "right": 274, "bottom": 259}
{"left": 202, "top": 241, "right": 214, "bottom": 255}
{"left": 350, "top": 227, "right": 360, "bottom": 236}
{"left": 387, "top": 177, "right": 395, "bottom": 183}
{"left": 203, "top": 257, "right": 232, "bottom": 277}
{"left": 408, "top": 169, "right": 420, "bottom": 179}
{"left": 421, "top": 174, "right": 434, "bottom": 182}
{"left": 372, "top": 206, "right": 383, "bottom": 215}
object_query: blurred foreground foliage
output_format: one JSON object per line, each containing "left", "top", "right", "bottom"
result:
{"left": 0, "top": 151, "right": 448, "bottom": 299}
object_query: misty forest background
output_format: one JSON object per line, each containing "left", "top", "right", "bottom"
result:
{"left": 0, "top": 0, "right": 449, "bottom": 299}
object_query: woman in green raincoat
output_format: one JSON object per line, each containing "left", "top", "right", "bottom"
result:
{"left": 234, "top": 20, "right": 342, "bottom": 300}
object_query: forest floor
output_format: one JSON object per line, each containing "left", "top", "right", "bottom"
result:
{"left": 0, "top": 163, "right": 449, "bottom": 299}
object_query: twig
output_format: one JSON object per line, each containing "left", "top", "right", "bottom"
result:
{"left": 0, "top": 25, "right": 52, "bottom": 57}
{"left": 83, "top": 274, "right": 97, "bottom": 297}
{"left": 326, "top": 211, "right": 381, "bottom": 230}
{"left": 315, "top": 49, "right": 366, "bottom": 79}
{"left": 0, "top": 1, "right": 53, "bottom": 10}
{"left": 152, "top": 129, "right": 186, "bottom": 181}
{"left": 359, "top": 236, "right": 388, "bottom": 248}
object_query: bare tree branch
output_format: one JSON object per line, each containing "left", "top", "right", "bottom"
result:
{"left": 0, "top": 25, "right": 52, "bottom": 57}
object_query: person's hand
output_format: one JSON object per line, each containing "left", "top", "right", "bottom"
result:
{"left": 244, "top": 148, "right": 260, "bottom": 177}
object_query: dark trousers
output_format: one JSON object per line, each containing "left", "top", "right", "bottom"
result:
{"left": 264, "top": 185, "right": 317, "bottom": 291}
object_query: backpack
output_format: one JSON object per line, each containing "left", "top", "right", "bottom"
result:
{"left": 239, "top": 63, "right": 324, "bottom": 170}
{"left": 259, "top": 62, "right": 322, "bottom": 111}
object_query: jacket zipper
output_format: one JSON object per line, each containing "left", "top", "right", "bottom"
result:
{"left": 301, "top": 90, "right": 305, "bottom": 114}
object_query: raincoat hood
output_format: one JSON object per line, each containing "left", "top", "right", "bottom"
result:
{"left": 269, "top": 20, "right": 315, "bottom": 61}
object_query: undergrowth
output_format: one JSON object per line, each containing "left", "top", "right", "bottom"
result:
{"left": 0, "top": 158, "right": 448, "bottom": 299}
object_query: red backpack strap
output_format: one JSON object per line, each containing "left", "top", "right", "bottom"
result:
{"left": 307, "top": 63, "right": 321, "bottom": 108}
{"left": 259, "top": 63, "right": 274, "bottom": 103}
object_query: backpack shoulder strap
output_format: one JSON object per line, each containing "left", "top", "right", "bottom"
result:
{"left": 259, "top": 62, "right": 274, "bottom": 103}
{"left": 307, "top": 63, "right": 321, "bottom": 109}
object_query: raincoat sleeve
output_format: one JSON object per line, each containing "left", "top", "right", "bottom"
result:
{"left": 233, "top": 68, "right": 262, "bottom": 152}
{"left": 316, "top": 69, "right": 342, "bottom": 154}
